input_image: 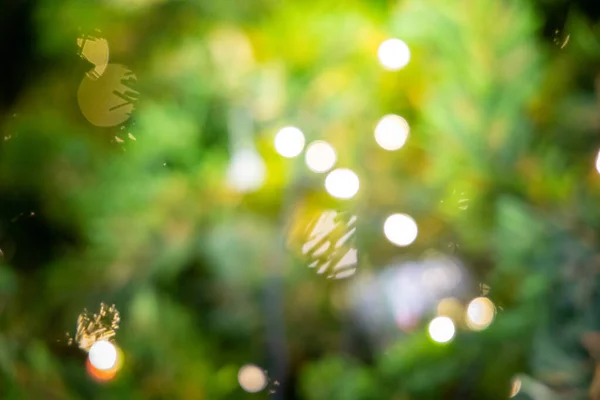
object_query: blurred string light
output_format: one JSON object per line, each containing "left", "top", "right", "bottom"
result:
{"left": 274, "top": 126, "right": 305, "bottom": 158}
{"left": 466, "top": 297, "right": 495, "bottom": 331}
{"left": 88, "top": 340, "right": 117, "bottom": 370}
{"left": 377, "top": 38, "right": 410, "bottom": 71}
{"left": 78, "top": 64, "right": 138, "bottom": 127}
{"left": 86, "top": 342, "right": 124, "bottom": 383}
{"left": 383, "top": 213, "right": 418, "bottom": 247}
{"left": 77, "top": 33, "right": 109, "bottom": 79}
{"left": 305, "top": 141, "right": 337, "bottom": 173}
{"left": 510, "top": 377, "right": 522, "bottom": 398}
{"left": 428, "top": 316, "right": 455, "bottom": 343}
{"left": 238, "top": 364, "right": 268, "bottom": 393}
{"left": 595, "top": 149, "right": 600, "bottom": 174}
{"left": 374, "top": 114, "right": 410, "bottom": 151}
{"left": 226, "top": 149, "right": 266, "bottom": 192}
{"left": 325, "top": 168, "right": 360, "bottom": 199}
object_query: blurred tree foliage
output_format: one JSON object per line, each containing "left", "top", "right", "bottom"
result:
{"left": 0, "top": 0, "right": 600, "bottom": 399}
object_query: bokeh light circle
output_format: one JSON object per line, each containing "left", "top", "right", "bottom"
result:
{"left": 88, "top": 340, "right": 117, "bottom": 371}
{"left": 383, "top": 213, "right": 418, "bottom": 247}
{"left": 510, "top": 377, "right": 522, "bottom": 398}
{"left": 595, "top": 149, "right": 600, "bottom": 174}
{"left": 238, "top": 364, "right": 268, "bottom": 393}
{"left": 466, "top": 297, "right": 496, "bottom": 331}
{"left": 378, "top": 38, "right": 411, "bottom": 70}
{"left": 374, "top": 114, "right": 410, "bottom": 151}
{"left": 325, "top": 168, "right": 360, "bottom": 199}
{"left": 226, "top": 149, "right": 266, "bottom": 192}
{"left": 428, "top": 316, "right": 455, "bottom": 343}
{"left": 274, "top": 126, "right": 305, "bottom": 158}
{"left": 305, "top": 141, "right": 337, "bottom": 173}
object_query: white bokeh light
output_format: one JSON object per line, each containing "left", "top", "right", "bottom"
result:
{"left": 88, "top": 340, "right": 117, "bottom": 371}
{"left": 428, "top": 316, "right": 455, "bottom": 343}
{"left": 374, "top": 114, "right": 410, "bottom": 151}
{"left": 305, "top": 141, "right": 337, "bottom": 173}
{"left": 378, "top": 38, "right": 411, "bottom": 71}
{"left": 238, "top": 364, "right": 268, "bottom": 393}
{"left": 226, "top": 149, "right": 266, "bottom": 192}
{"left": 510, "top": 377, "right": 522, "bottom": 398}
{"left": 595, "top": 149, "right": 600, "bottom": 174}
{"left": 466, "top": 297, "right": 496, "bottom": 331}
{"left": 325, "top": 168, "right": 360, "bottom": 199}
{"left": 274, "top": 126, "right": 305, "bottom": 158}
{"left": 383, "top": 213, "right": 418, "bottom": 247}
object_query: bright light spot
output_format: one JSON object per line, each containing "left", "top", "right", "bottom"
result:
{"left": 238, "top": 364, "right": 268, "bottom": 393}
{"left": 305, "top": 141, "right": 337, "bottom": 173}
{"left": 383, "top": 213, "right": 418, "bottom": 247}
{"left": 86, "top": 343, "right": 123, "bottom": 383}
{"left": 374, "top": 115, "right": 409, "bottom": 151}
{"left": 88, "top": 340, "right": 117, "bottom": 371}
{"left": 77, "top": 34, "right": 109, "bottom": 79}
{"left": 378, "top": 38, "right": 411, "bottom": 71}
{"left": 275, "top": 126, "right": 305, "bottom": 158}
{"left": 466, "top": 297, "right": 496, "bottom": 331}
{"left": 595, "top": 149, "right": 600, "bottom": 174}
{"left": 325, "top": 168, "right": 360, "bottom": 199}
{"left": 428, "top": 316, "right": 455, "bottom": 343}
{"left": 226, "top": 149, "right": 266, "bottom": 192}
{"left": 510, "top": 377, "right": 522, "bottom": 398}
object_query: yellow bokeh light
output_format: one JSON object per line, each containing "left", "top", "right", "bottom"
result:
{"left": 238, "top": 364, "right": 268, "bottom": 393}
{"left": 595, "top": 149, "right": 600, "bottom": 174}
{"left": 226, "top": 149, "right": 266, "bottom": 192}
{"left": 383, "top": 213, "right": 418, "bottom": 247}
{"left": 510, "top": 377, "right": 522, "bottom": 398}
{"left": 305, "top": 141, "right": 337, "bottom": 173}
{"left": 374, "top": 114, "right": 409, "bottom": 151}
{"left": 274, "top": 126, "right": 305, "bottom": 158}
{"left": 428, "top": 316, "right": 455, "bottom": 343}
{"left": 437, "top": 297, "right": 464, "bottom": 321}
{"left": 377, "top": 38, "right": 410, "bottom": 71}
{"left": 466, "top": 297, "right": 496, "bottom": 331}
{"left": 86, "top": 342, "right": 123, "bottom": 383}
{"left": 77, "top": 34, "right": 110, "bottom": 79}
{"left": 325, "top": 168, "right": 360, "bottom": 199}
{"left": 88, "top": 340, "right": 118, "bottom": 371}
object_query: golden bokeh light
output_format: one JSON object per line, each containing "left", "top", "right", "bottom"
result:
{"left": 325, "top": 168, "right": 360, "bottom": 199}
{"left": 510, "top": 377, "right": 522, "bottom": 398}
{"left": 305, "top": 141, "right": 337, "bottom": 173}
{"left": 374, "top": 114, "right": 409, "bottom": 151}
{"left": 238, "top": 364, "right": 268, "bottom": 393}
{"left": 77, "top": 34, "right": 109, "bottom": 79}
{"left": 78, "top": 64, "right": 138, "bottom": 127}
{"left": 89, "top": 340, "right": 117, "bottom": 370}
{"left": 86, "top": 343, "right": 124, "bottom": 383}
{"left": 595, "top": 149, "right": 600, "bottom": 174}
{"left": 74, "top": 303, "right": 120, "bottom": 351}
{"left": 226, "top": 149, "right": 266, "bottom": 192}
{"left": 377, "top": 38, "right": 410, "bottom": 71}
{"left": 466, "top": 297, "right": 496, "bottom": 331}
{"left": 274, "top": 126, "right": 305, "bottom": 158}
{"left": 436, "top": 297, "right": 464, "bottom": 322}
{"left": 428, "top": 316, "right": 455, "bottom": 343}
{"left": 383, "top": 213, "right": 418, "bottom": 247}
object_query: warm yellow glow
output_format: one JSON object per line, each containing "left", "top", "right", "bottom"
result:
{"left": 383, "top": 213, "right": 418, "bottom": 247}
{"left": 325, "top": 168, "right": 360, "bottom": 199}
{"left": 595, "top": 149, "right": 600, "bottom": 174}
{"left": 378, "top": 38, "right": 410, "bottom": 70}
{"left": 274, "top": 126, "right": 305, "bottom": 158}
{"left": 437, "top": 298, "right": 464, "bottom": 322}
{"left": 77, "top": 34, "right": 110, "bottom": 79}
{"left": 305, "top": 141, "right": 337, "bottom": 173}
{"left": 428, "top": 316, "right": 455, "bottom": 343}
{"left": 88, "top": 340, "right": 117, "bottom": 371}
{"left": 374, "top": 115, "right": 409, "bottom": 151}
{"left": 238, "top": 364, "right": 268, "bottom": 393}
{"left": 77, "top": 64, "right": 138, "bottom": 127}
{"left": 86, "top": 343, "right": 123, "bottom": 383}
{"left": 226, "top": 149, "right": 266, "bottom": 192}
{"left": 510, "top": 377, "right": 521, "bottom": 398}
{"left": 466, "top": 297, "right": 496, "bottom": 331}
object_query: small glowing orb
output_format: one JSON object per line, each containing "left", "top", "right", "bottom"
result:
{"left": 378, "top": 38, "right": 411, "bottom": 71}
{"left": 374, "top": 114, "right": 410, "bottom": 151}
{"left": 86, "top": 344, "right": 123, "bottom": 383}
{"left": 510, "top": 377, "right": 522, "bottom": 398}
{"left": 428, "top": 316, "right": 455, "bottom": 343}
{"left": 437, "top": 297, "right": 464, "bottom": 321}
{"left": 305, "top": 141, "right": 337, "bottom": 173}
{"left": 226, "top": 149, "right": 266, "bottom": 192}
{"left": 238, "top": 364, "right": 268, "bottom": 393}
{"left": 88, "top": 340, "right": 117, "bottom": 371}
{"left": 595, "top": 149, "right": 600, "bottom": 174}
{"left": 325, "top": 168, "right": 360, "bottom": 199}
{"left": 383, "top": 213, "right": 418, "bottom": 247}
{"left": 466, "top": 297, "right": 496, "bottom": 331}
{"left": 274, "top": 126, "right": 305, "bottom": 158}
